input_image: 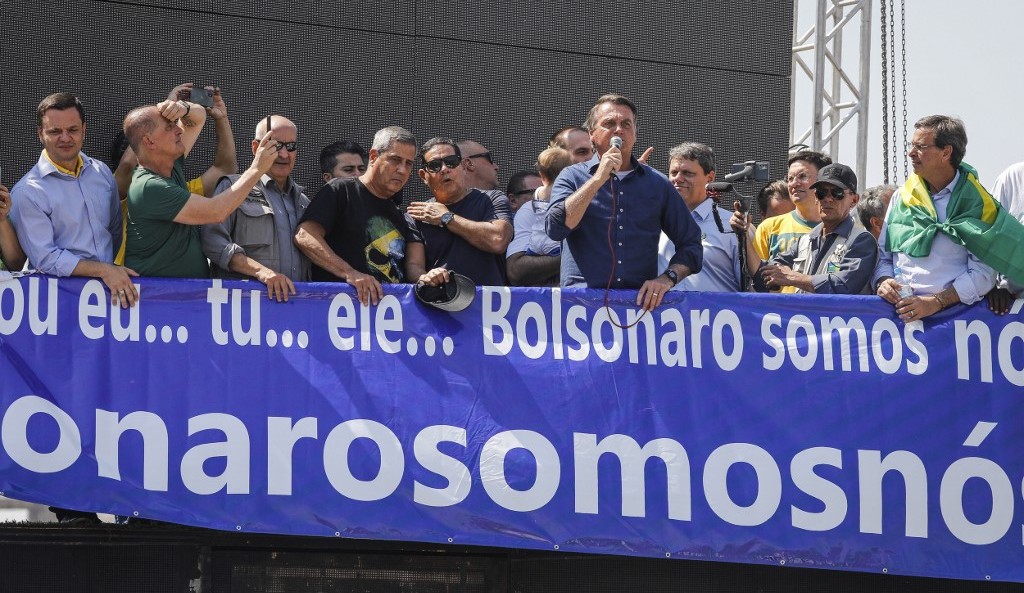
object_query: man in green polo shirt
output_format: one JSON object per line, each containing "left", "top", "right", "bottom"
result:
{"left": 123, "top": 98, "right": 278, "bottom": 277}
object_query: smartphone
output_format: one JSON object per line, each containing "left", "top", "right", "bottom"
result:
{"left": 190, "top": 87, "right": 214, "bottom": 108}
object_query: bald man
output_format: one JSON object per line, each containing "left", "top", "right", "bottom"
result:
{"left": 201, "top": 115, "right": 310, "bottom": 301}
{"left": 123, "top": 99, "right": 278, "bottom": 278}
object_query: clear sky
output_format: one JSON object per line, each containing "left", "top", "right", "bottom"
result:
{"left": 794, "top": 0, "right": 1024, "bottom": 188}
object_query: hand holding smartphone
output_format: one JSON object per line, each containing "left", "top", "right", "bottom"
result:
{"left": 190, "top": 86, "right": 215, "bottom": 108}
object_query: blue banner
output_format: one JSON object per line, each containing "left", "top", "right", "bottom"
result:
{"left": 1, "top": 276, "right": 1023, "bottom": 582}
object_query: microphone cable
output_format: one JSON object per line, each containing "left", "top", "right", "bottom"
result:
{"left": 604, "top": 168, "right": 650, "bottom": 330}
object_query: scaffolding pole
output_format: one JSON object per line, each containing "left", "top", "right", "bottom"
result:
{"left": 791, "top": 0, "right": 872, "bottom": 185}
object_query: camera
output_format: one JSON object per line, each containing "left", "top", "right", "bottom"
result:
{"left": 730, "top": 161, "right": 770, "bottom": 182}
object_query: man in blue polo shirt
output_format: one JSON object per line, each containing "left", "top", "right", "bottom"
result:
{"left": 546, "top": 94, "right": 702, "bottom": 311}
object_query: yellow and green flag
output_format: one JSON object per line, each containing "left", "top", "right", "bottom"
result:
{"left": 885, "top": 163, "right": 1024, "bottom": 285}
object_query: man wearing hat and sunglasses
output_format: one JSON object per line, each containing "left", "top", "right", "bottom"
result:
{"left": 732, "top": 162, "right": 878, "bottom": 294}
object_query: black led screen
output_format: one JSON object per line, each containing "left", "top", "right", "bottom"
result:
{"left": 1, "top": 0, "right": 792, "bottom": 210}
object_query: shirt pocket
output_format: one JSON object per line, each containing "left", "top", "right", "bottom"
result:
{"left": 792, "top": 253, "right": 809, "bottom": 274}
{"left": 236, "top": 200, "right": 275, "bottom": 250}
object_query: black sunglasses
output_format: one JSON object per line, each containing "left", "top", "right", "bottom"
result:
{"left": 465, "top": 151, "right": 493, "bottom": 164}
{"left": 274, "top": 141, "right": 298, "bottom": 152}
{"left": 814, "top": 187, "right": 847, "bottom": 200}
{"left": 422, "top": 155, "right": 462, "bottom": 173}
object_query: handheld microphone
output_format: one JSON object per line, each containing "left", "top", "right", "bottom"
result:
{"left": 706, "top": 181, "right": 734, "bottom": 193}
{"left": 610, "top": 136, "right": 623, "bottom": 149}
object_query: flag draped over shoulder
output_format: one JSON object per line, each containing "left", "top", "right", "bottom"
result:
{"left": 885, "top": 163, "right": 1024, "bottom": 285}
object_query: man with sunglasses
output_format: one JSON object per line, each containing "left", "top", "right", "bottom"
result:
{"left": 734, "top": 163, "right": 877, "bottom": 294}
{"left": 458, "top": 139, "right": 515, "bottom": 225}
{"left": 505, "top": 170, "right": 543, "bottom": 213}
{"left": 409, "top": 138, "right": 513, "bottom": 286}
{"left": 201, "top": 115, "right": 310, "bottom": 302}
{"left": 123, "top": 98, "right": 279, "bottom": 278}
{"left": 458, "top": 139, "right": 502, "bottom": 192}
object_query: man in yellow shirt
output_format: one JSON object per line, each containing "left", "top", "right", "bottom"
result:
{"left": 731, "top": 151, "right": 832, "bottom": 292}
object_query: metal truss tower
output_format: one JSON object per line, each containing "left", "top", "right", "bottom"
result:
{"left": 791, "top": 0, "right": 872, "bottom": 184}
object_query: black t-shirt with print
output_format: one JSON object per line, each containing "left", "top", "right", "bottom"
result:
{"left": 300, "top": 178, "right": 423, "bottom": 283}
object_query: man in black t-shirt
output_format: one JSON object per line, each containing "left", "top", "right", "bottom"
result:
{"left": 295, "top": 126, "right": 449, "bottom": 305}
{"left": 407, "top": 138, "right": 513, "bottom": 286}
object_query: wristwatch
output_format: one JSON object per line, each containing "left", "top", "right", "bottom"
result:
{"left": 439, "top": 212, "right": 454, "bottom": 228}
{"left": 663, "top": 269, "right": 679, "bottom": 285}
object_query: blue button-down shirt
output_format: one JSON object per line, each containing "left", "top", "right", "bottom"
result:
{"left": 546, "top": 155, "right": 702, "bottom": 288}
{"left": 658, "top": 197, "right": 741, "bottom": 292}
{"left": 10, "top": 151, "right": 121, "bottom": 276}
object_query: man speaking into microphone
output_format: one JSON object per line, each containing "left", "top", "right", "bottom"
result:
{"left": 546, "top": 94, "right": 702, "bottom": 311}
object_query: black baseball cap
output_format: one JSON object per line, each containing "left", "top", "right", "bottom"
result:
{"left": 414, "top": 272, "right": 475, "bottom": 312}
{"left": 811, "top": 163, "right": 858, "bottom": 193}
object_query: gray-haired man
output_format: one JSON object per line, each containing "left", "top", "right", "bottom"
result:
{"left": 294, "top": 126, "right": 448, "bottom": 305}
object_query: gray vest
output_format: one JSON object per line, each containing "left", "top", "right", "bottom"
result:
{"left": 791, "top": 223, "right": 873, "bottom": 295}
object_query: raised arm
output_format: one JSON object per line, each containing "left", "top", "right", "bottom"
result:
{"left": 198, "top": 87, "right": 238, "bottom": 196}
{"left": 548, "top": 148, "right": 620, "bottom": 235}
{"left": 173, "top": 130, "right": 277, "bottom": 225}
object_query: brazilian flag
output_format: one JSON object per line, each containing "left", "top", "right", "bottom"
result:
{"left": 885, "top": 163, "right": 1024, "bottom": 285}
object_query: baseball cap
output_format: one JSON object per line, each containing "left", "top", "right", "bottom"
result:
{"left": 811, "top": 163, "right": 858, "bottom": 193}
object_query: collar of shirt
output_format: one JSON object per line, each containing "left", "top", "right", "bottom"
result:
{"left": 41, "top": 150, "right": 85, "bottom": 178}
{"left": 691, "top": 197, "right": 715, "bottom": 220}
{"left": 930, "top": 169, "right": 961, "bottom": 203}
{"left": 790, "top": 209, "right": 815, "bottom": 227}
{"left": 584, "top": 153, "right": 646, "bottom": 177}
{"left": 808, "top": 214, "right": 856, "bottom": 241}
{"left": 260, "top": 174, "right": 303, "bottom": 198}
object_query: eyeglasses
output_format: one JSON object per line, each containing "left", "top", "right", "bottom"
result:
{"left": 274, "top": 141, "right": 298, "bottom": 152}
{"left": 786, "top": 172, "right": 812, "bottom": 184}
{"left": 908, "top": 142, "right": 936, "bottom": 153}
{"left": 814, "top": 187, "right": 848, "bottom": 201}
{"left": 422, "top": 155, "right": 462, "bottom": 173}
{"left": 465, "top": 151, "right": 494, "bottom": 164}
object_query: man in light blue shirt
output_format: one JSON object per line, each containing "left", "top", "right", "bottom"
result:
{"left": 873, "top": 115, "right": 995, "bottom": 323}
{"left": 10, "top": 92, "right": 138, "bottom": 308}
{"left": 658, "top": 142, "right": 741, "bottom": 292}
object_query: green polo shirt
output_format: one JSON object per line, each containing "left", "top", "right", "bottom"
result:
{"left": 125, "top": 157, "right": 209, "bottom": 278}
